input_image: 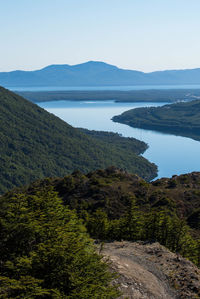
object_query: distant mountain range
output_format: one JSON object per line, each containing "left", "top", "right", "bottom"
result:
{"left": 1, "top": 61, "right": 200, "bottom": 87}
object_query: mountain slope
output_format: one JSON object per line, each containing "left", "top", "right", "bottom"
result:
{"left": 18, "top": 167, "right": 200, "bottom": 232}
{"left": 1, "top": 61, "right": 200, "bottom": 87}
{"left": 0, "top": 87, "right": 157, "bottom": 193}
{"left": 1, "top": 171, "right": 200, "bottom": 298}
{"left": 5, "top": 167, "right": 200, "bottom": 267}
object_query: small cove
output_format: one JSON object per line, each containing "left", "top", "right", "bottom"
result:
{"left": 39, "top": 100, "right": 200, "bottom": 179}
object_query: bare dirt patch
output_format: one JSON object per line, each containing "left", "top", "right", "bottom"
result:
{"left": 101, "top": 241, "right": 200, "bottom": 299}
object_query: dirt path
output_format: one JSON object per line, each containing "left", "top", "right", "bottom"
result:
{"left": 101, "top": 241, "right": 200, "bottom": 299}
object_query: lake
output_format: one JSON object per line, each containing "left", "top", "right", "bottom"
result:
{"left": 38, "top": 100, "right": 200, "bottom": 179}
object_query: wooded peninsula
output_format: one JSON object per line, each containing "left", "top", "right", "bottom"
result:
{"left": 113, "top": 99, "right": 200, "bottom": 142}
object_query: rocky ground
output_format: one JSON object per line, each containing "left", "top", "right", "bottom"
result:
{"left": 101, "top": 241, "right": 200, "bottom": 299}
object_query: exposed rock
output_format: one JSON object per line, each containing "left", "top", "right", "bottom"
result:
{"left": 101, "top": 241, "right": 200, "bottom": 299}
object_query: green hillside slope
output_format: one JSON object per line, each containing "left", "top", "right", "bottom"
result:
{"left": 17, "top": 167, "right": 200, "bottom": 232}
{"left": 0, "top": 87, "right": 157, "bottom": 193}
{"left": 5, "top": 167, "right": 200, "bottom": 267}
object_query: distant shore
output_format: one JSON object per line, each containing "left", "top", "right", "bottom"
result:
{"left": 15, "top": 88, "right": 200, "bottom": 103}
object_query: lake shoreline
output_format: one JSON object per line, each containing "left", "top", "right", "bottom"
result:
{"left": 112, "top": 101, "right": 200, "bottom": 143}
{"left": 15, "top": 88, "right": 200, "bottom": 104}
{"left": 38, "top": 100, "right": 200, "bottom": 179}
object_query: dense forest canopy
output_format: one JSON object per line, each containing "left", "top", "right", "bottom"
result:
{"left": 3, "top": 168, "right": 200, "bottom": 271}
{"left": 113, "top": 99, "right": 200, "bottom": 141}
{"left": 0, "top": 187, "right": 119, "bottom": 298}
{"left": 16, "top": 167, "right": 200, "bottom": 233}
{"left": 0, "top": 86, "right": 157, "bottom": 193}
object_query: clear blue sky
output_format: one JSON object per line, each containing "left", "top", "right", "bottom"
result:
{"left": 1, "top": 0, "right": 200, "bottom": 72}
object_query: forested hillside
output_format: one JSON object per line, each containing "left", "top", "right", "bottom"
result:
{"left": 113, "top": 99, "right": 200, "bottom": 141}
{"left": 0, "top": 87, "right": 157, "bottom": 193}
{"left": 1, "top": 168, "right": 200, "bottom": 297}
{"left": 10, "top": 167, "right": 200, "bottom": 268}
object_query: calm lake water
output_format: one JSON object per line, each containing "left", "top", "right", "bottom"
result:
{"left": 39, "top": 100, "right": 200, "bottom": 179}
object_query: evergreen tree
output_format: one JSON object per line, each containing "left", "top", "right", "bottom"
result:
{"left": 120, "top": 199, "right": 144, "bottom": 241}
{"left": 0, "top": 188, "right": 119, "bottom": 298}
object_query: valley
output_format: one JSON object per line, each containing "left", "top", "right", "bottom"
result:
{"left": 1, "top": 87, "right": 200, "bottom": 298}
{"left": 2, "top": 1, "right": 200, "bottom": 298}
{"left": 0, "top": 87, "right": 157, "bottom": 194}
{"left": 39, "top": 99, "right": 200, "bottom": 179}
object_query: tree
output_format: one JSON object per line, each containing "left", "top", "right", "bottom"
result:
{"left": 86, "top": 209, "right": 110, "bottom": 240}
{"left": 120, "top": 199, "right": 144, "bottom": 241}
{"left": 0, "top": 188, "right": 119, "bottom": 298}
